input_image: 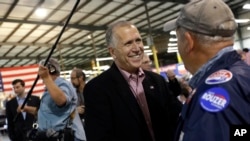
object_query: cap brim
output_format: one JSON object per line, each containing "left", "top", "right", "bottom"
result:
{"left": 163, "top": 19, "right": 177, "bottom": 32}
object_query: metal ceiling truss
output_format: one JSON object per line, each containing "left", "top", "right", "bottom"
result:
{"left": 0, "top": 0, "right": 247, "bottom": 70}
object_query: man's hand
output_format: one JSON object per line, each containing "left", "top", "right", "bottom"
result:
{"left": 16, "top": 105, "right": 24, "bottom": 113}
{"left": 166, "top": 69, "right": 176, "bottom": 80}
{"left": 38, "top": 65, "right": 50, "bottom": 79}
{"left": 17, "top": 105, "right": 38, "bottom": 116}
{"left": 77, "top": 105, "right": 85, "bottom": 114}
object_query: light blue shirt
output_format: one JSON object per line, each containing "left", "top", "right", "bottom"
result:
{"left": 16, "top": 96, "right": 26, "bottom": 119}
{"left": 37, "top": 77, "right": 86, "bottom": 140}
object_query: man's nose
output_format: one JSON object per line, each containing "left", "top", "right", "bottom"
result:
{"left": 131, "top": 42, "right": 141, "bottom": 50}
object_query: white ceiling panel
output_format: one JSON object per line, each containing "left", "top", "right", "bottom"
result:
{"left": 28, "top": 29, "right": 48, "bottom": 37}
{"left": 0, "top": 59, "right": 9, "bottom": 65}
{"left": 0, "top": 28, "right": 15, "bottom": 36}
{"left": 96, "top": 3, "right": 120, "bottom": 14}
{"left": 80, "top": 1, "right": 107, "bottom": 13}
{"left": 40, "top": 0, "right": 62, "bottom": 9}
{"left": 9, "top": 6, "right": 33, "bottom": 19}
{"left": 47, "top": 10, "right": 70, "bottom": 22}
{"left": 12, "top": 29, "right": 32, "bottom": 37}
{"left": 17, "top": 0, "right": 39, "bottom": 7}
{"left": 0, "top": 0, "right": 246, "bottom": 69}
{"left": 0, "top": 4, "right": 11, "bottom": 17}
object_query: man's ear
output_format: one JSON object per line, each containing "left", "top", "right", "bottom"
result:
{"left": 108, "top": 47, "right": 116, "bottom": 59}
{"left": 184, "top": 32, "right": 194, "bottom": 53}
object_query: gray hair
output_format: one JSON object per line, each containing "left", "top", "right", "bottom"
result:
{"left": 72, "top": 68, "right": 86, "bottom": 81}
{"left": 105, "top": 20, "right": 134, "bottom": 48}
{"left": 39, "top": 58, "right": 61, "bottom": 75}
{"left": 178, "top": 25, "right": 234, "bottom": 48}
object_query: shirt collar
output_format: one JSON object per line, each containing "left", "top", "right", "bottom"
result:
{"left": 189, "top": 46, "right": 234, "bottom": 88}
{"left": 16, "top": 95, "right": 27, "bottom": 100}
{"left": 117, "top": 66, "right": 145, "bottom": 82}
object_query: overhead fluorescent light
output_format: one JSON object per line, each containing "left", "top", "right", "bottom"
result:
{"left": 167, "top": 50, "right": 178, "bottom": 53}
{"left": 35, "top": 8, "right": 47, "bottom": 18}
{"left": 235, "top": 19, "right": 250, "bottom": 23}
{"left": 169, "top": 38, "right": 178, "bottom": 42}
{"left": 146, "top": 52, "right": 153, "bottom": 56}
{"left": 93, "top": 65, "right": 110, "bottom": 70}
{"left": 144, "top": 49, "right": 152, "bottom": 53}
{"left": 247, "top": 27, "right": 250, "bottom": 30}
{"left": 168, "top": 47, "right": 178, "bottom": 50}
{"left": 168, "top": 43, "right": 178, "bottom": 46}
{"left": 243, "top": 3, "right": 250, "bottom": 9}
{"left": 96, "top": 57, "right": 113, "bottom": 61}
{"left": 170, "top": 31, "right": 176, "bottom": 35}
{"left": 144, "top": 46, "right": 150, "bottom": 49}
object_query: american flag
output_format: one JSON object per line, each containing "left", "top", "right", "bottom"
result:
{"left": 0, "top": 64, "right": 44, "bottom": 96}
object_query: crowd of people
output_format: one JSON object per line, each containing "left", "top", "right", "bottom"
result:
{"left": 2, "top": 0, "right": 250, "bottom": 141}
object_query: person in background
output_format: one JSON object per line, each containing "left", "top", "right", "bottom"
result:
{"left": 242, "top": 48, "right": 250, "bottom": 65}
{"left": 141, "top": 54, "right": 152, "bottom": 71}
{"left": 166, "top": 69, "right": 182, "bottom": 97}
{"left": 177, "top": 87, "right": 189, "bottom": 104}
{"left": 6, "top": 79, "right": 40, "bottom": 141}
{"left": 141, "top": 54, "right": 182, "bottom": 98}
{"left": 164, "top": 0, "right": 250, "bottom": 141}
{"left": 84, "top": 20, "right": 181, "bottom": 141}
{"left": 237, "top": 48, "right": 248, "bottom": 62}
{"left": 35, "top": 58, "right": 86, "bottom": 141}
{"left": 142, "top": 56, "right": 182, "bottom": 101}
{"left": 70, "top": 68, "right": 86, "bottom": 125}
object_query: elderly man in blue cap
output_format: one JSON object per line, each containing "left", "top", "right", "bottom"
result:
{"left": 164, "top": 0, "right": 250, "bottom": 141}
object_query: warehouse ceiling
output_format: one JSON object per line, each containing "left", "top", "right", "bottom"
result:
{"left": 0, "top": 0, "right": 248, "bottom": 71}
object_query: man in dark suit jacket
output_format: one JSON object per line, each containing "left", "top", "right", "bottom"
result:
{"left": 84, "top": 21, "right": 181, "bottom": 141}
{"left": 6, "top": 79, "right": 40, "bottom": 141}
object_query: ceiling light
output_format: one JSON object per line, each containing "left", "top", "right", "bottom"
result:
{"left": 169, "top": 38, "right": 178, "bottom": 42}
{"left": 170, "top": 31, "right": 176, "bottom": 35}
{"left": 168, "top": 43, "right": 177, "bottom": 46}
{"left": 247, "top": 27, "right": 250, "bottom": 30}
{"left": 144, "top": 46, "right": 149, "bottom": 49}
{"left": 243, "top": 3, "right": 250, "bottom": 9}
{"left": 235, "top": 19, "right": 250, "bottom": 23}
{"left": 96, "top": 57, "right": 113, "bottom": 61}
{"left": 167, "top": 50, "right": 178, "bottom": 53}
{"left": 146, "top": 52, "right": 153, "bottom": 56}
{"left": 168, "top": 47, "right": 178, "bottom": 50}
{"left": 35, "top": 8, "right": 47, "bottom": 18}
{"left": 144, "top": 50, "right": 152, "bottom": 53}
{"left": 93, "top": 65, "right": 110, "bottom": 70}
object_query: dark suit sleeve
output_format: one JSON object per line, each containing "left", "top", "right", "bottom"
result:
{"left": 84, "top": 81, "right": 113, "bottom": 141}
{"left": 145, "top": 71, "right": 182, "bottom": 141}
{"left": 6, "top": 100, "right": 16, "bottom": 140}
{"left": 28, "top": 96, "right": 41, "bottom": 117}
{"left": 166, "top": 83, "right": 182, "bottom": 141}
{"left": 168, "top": 78, "right": 181, "bottom": 97}
{"left": 155, "top": 74, "right": 182, "bottom": 140}
{"left": 32, "top": 96, "right": 41, "bottom": 110}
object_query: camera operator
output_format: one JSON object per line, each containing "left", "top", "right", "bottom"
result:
{"left": 28, "top": 58, "right": 86, "bottom": 141}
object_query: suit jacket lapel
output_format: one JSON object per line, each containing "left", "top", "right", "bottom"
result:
{"left": 109, "top": 63, "right": 143, "bottom": 123}
{"left": 142, "top": 76, "right": 155, "bottom": 98}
